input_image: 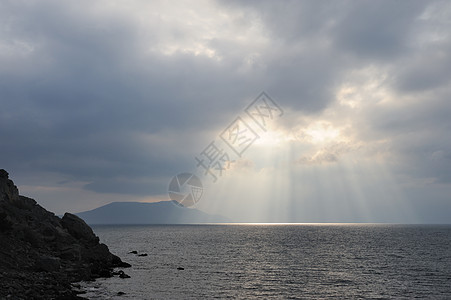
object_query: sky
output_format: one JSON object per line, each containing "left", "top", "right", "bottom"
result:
{"left": 1, "top": 0, "right": 450, "bottom": 223}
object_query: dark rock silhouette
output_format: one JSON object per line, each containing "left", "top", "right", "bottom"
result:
{"left": 0, "top": 169, "right": 130, "bottom": 299}
{"left": 118, "top": 270, "right": 131, "bottom": 279}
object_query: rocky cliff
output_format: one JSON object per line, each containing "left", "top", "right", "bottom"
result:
{"left": 0, "top": 169, "right": 130, "bottom": 299}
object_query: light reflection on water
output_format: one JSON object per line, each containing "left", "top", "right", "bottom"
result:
{"left": 81, "top": 224, "right": 451, "bottom": 299}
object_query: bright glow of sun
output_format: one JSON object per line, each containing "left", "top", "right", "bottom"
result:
{"left": 253, "top": 129, "right": 296, "bottom": 147}
{"left": 293, "top": 121, "right": 342, "bottom": 145}
{"left": 251, "top": 119, "right": 343, "bottom": 149}
{"left": 305, "top": 124, "right": 340, "bottom": 144}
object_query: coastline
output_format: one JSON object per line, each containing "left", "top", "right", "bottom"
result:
{"left": 0, "top": 169, "right": 130, "bottom": 299}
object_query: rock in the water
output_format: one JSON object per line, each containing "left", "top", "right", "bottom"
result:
{"left": 117, "top": 270, "right": 131, "bottom": 279}
{"left": 138, "top": 253, "right": 148, "bottom": 257}
{"left": 113, "top": 254, "right": 132, "bottom": 267}
{"left": 129, "top": 250, "right": 138, "bottom": 254}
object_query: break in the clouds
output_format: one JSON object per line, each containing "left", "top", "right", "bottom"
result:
{"left": 0, "top": 0, "right": 450, "bottom": 222}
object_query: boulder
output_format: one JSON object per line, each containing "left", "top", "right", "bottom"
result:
{"left": 61, "top": 213, "right": 99, "bottom": 244}
{"left": 118, "top": 270, "right": 131, "bottom": 279}
{"left": 112, "top": 255, "right": 131, "bottom": 268}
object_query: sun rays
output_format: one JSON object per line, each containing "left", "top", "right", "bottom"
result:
{"left": 196, "top": 87, "right": 418, "bottom": 223}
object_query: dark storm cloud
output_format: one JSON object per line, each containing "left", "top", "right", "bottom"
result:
{"left": 0, "top": 0, "right": 257, "bottom": 194}
{"left": 221, "top": 0, "right": 430, "bottom": 112}
{"left": 394, "top": 42, "right": 451, "bottom": 93}
{"left": 221, "top": 1, "right": 349, "bottom": 113}
{"left": 83, "top": 177, "right": 169, "bottom": 196}
{"left": 1, "top": 0, "right": 450, "bottom": 213}
{"left": 0, "top": 1, "right": 193, "bottom": 192}
{"left": 331, "top": 0, "right": 426, "bottom": 60}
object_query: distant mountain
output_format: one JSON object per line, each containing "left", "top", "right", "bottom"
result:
{"left": 75, "top": 201, "right": 230, "bottom": 224}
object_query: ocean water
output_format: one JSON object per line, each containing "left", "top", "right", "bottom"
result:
{"left": 80, "top": 224, "right": 451, "bottom": 299}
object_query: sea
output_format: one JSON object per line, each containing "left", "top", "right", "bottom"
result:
{"left": 79, "top": 224, "right": 451, "bottom": 299}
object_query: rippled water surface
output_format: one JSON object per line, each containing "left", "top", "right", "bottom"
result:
{"left": 81, "top": 224, "right": 451, "bottom": 299}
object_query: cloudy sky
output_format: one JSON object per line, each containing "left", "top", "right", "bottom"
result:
{"left": 1, "top": 0, "right": 450, "bottom": 223}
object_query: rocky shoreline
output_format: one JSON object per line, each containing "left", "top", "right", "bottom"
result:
{"left": 0, "top": 170, "right": 130, "bottom": 299}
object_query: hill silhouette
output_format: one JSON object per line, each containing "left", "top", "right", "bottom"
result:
{"left": 76, "top": 201, "right": 229, "bottom": 224}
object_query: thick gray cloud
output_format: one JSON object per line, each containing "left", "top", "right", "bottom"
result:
{"left": 332, "top": 0, "right": 426, "bottom": 60}
{"left": 1, "top": 0, "right": 450, "bottom": 222}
